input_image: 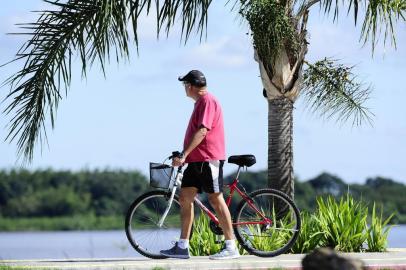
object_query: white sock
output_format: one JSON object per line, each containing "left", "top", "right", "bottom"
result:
{"left": 178, "top": 239, "right": 189, "bottom": 249}
{"left": 225, "top": 239, "right": 236, "bottom": 250}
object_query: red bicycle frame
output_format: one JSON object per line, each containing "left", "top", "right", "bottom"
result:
{"left": 192, "top": 167, "right": 272, "bottom": 227}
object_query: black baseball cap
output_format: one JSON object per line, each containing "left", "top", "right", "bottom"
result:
{"left": 178, "top": 70, "right": 207, "bottom": 87}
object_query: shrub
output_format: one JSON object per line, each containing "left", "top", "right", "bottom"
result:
{"left": 291, "top": 211, "right": 324, "bottom": 253}
{"left": 190, "top": 194, "right": 394, "bottom": 254}
{"left": 189, "top": 212, "right": 247, "bottom": 256}
{"left": 314, "top": 195, "right": 368, "bottom": 252}
{"left": 366, "top": 203, "right": 394, "bottom": 252}
{"left": 189, "top": 212, "right": 222, "bottom": 256}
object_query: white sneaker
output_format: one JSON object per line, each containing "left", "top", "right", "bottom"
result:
{"left": 209, "top": 247, "right": 240, "bottom": 260}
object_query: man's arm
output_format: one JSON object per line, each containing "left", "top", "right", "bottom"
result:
{"left": 172, "top": 126, "right": 207, "bottom": 166}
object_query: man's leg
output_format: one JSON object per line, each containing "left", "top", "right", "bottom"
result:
{"left": 179, "top": 187, "right": 198, "bottom": 239}
{"left": 208, "top": 192, "right": 234, "bottom": 240}
{"left": 160, "top": 187, "right": 197, "bottom": 259}
{"left": 208, "top": 192, "right": 240, "bottom": 260}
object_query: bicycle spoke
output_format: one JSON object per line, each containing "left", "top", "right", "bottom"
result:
{"left": 125, "top": 191, "right": 183, "bottom": 258}
{"left": 234, "top": 189, "right": 300, "bottom": 257}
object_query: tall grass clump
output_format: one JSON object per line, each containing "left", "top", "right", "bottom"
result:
{"left": 243, "top": 213, "right": 296, "bottom": 252}
{"left": 189, "top": 195, "right": 393, "bottom": 255}
{"left": 315, "top": 194, "right": 368, "bottom": 252}
{"left": 189, "top": 212, "right": 222, "bottom": 256}
{"left": 366, "top": 203, "right": 394, "bottom": 252}
{"left": 291, "top": 211, "right": 324, "bottom": 253}
{"left": 295, "top": 194, "right": 395, "bottom": 252}
{"left": 189, "top": 211, "right": 247, "bottom": 256}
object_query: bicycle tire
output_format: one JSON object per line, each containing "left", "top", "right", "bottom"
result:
{"left": 125, "top": 190, "right": 191, "bottom": 259}
{"left": 233, "top": 188, "right": 301, "bottom": 257}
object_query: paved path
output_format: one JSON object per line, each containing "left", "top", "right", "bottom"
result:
{"left": 2, "top": 249, "right": 406, "bottom": 269}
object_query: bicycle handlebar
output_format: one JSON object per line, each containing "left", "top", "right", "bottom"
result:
{"left": 168, "top": 151, "right": 184, "bottom": 160}
{"left": 167, "top": 151, "right": 184, "bottom": 172}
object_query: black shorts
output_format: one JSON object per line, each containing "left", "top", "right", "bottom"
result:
{"left": 181, "top": 161, "right": 225, "bottom": 193}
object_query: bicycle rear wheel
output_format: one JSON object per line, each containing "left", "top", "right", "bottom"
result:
{"left": 125, "top": 190, "right": 184, "bottom": 259}
{"left": 234, "top": 189, "right": 301, "bottom": 257}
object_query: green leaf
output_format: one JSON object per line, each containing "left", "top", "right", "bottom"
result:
{"left": 302, "top": 58, "right": 373, "bottom": 127}
{"left": 3, "top": 0, "right": 212, "bottom": 161}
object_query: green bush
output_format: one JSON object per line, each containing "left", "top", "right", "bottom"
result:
{"left": 315, "top": 195, "right": 368, "bottom": 252}
{"left": 366, "top": 203, "right": 394, "bottom": 252}
{"left": 291, "top": 211, "right": 323, "bottom": 253}
{"left": 189, "top": 195, "right": 393, "bottom": 255}
{"left": 189, "top": 213, "right": 223, "bottom": 256}
{"left": 294, "top": 195, "right": 393, "bottom": 253}
{"left": 189, "top": 212, "right": 247, "bottom": 256}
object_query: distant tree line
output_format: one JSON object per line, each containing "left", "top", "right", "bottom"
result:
{"left": 0, "top": 169, "right": 148, "bottom": 218}
{"left": 0, "top": 169, "right": 404, "bottom": 226}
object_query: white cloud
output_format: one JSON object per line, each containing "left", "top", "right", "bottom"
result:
{"left": 173, "top": 36, "right": 253, "bottom": 69}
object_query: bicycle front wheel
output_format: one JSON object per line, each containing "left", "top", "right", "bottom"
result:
{"left": 125, "top": 190, "right": 183, "bottom": 259}
{"left": 234, "top": 189, "right": 301, "bottom": 257}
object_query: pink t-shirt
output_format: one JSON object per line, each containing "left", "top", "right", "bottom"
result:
{"left": 183, "top": 92, "right": 225, "bottom": 163}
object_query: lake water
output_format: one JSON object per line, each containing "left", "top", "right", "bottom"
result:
{"left": 1, "top": 225, "right": 405, "bottom": 260}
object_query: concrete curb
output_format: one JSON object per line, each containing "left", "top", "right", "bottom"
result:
{"left": 1, "top": 250, "right": 406, "bottom": 270}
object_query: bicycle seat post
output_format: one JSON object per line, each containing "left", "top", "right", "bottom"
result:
{"left": 235, "top": 166, "right": 243, "bottom": 181}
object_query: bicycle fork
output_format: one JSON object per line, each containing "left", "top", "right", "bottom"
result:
{"left": 157, "top": 168, "right": 183, "bottom": 227}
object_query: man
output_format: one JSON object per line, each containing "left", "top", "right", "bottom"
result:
{"left": 160, "top": 70, "right": 240, "bottom": 260}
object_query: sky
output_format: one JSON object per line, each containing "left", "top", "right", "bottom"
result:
{"left": 0, "top": 1, "right": 405, "bottom": 184}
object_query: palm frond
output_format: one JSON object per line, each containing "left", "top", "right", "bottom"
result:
{"left": 296, "top": 0, "right": 405, "bottom": 53}
{"left": 301, "top": 58, "right": 373, "bottom": 126}
{"left": 361, "top": 0, "right": 406, "bottom": 52}
{"left": 301, "top": 0, "right": 362, "bottom": 23}
{"left": 3, "top": 0, "right": 211, "bottom": 161}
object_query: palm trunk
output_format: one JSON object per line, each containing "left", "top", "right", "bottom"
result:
{"left": 267, "top": 96, "right": 294, "bottom": 199}
{"left": 255, "top": 44, "right": 306, "bottom": 200}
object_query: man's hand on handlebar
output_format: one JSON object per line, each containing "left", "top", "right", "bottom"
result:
{"left": 170, "top": 151, "right": 185, "bottom": 167}
{"left": 172, "top": 156, "right": 185, "bottom": 167}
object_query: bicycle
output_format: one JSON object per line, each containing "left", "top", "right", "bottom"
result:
{"left": 125, "top": 152, "right": 301, "bottom": 259}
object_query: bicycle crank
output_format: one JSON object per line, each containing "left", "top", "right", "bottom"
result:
{"left": 209, "top": 220, "right": 224, "bottom": 235}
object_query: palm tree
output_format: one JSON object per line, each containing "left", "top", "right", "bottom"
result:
{"left": 2, "top": 0, "right": 404, "bottom": 198}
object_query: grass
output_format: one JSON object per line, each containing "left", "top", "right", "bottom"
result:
{"left": 189, "top": 194, "right": 394, "bottom": 255}
{"left": 313, "top": 195, "right": 394, "bottom": 252}
{"left": 366, "top": 203, "right": 394, "bottom": 252}
{"left": 240, "top": 211, "right": 298, "bottom": 253}
{"left": 189, "top": 212, "right": 249, "bottom": 256}
{"left": 315, "top": 194, "right": 368, "bottom": 252}
{"left": 291, "top": 211, "right": 324, "bottom": 253}
{"left": 189, "top": 212, "right": 225, "bottom": 256}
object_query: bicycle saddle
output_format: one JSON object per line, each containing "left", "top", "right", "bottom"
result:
{"left": 228, "top": 155, "right": 256, "bottom": 167}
